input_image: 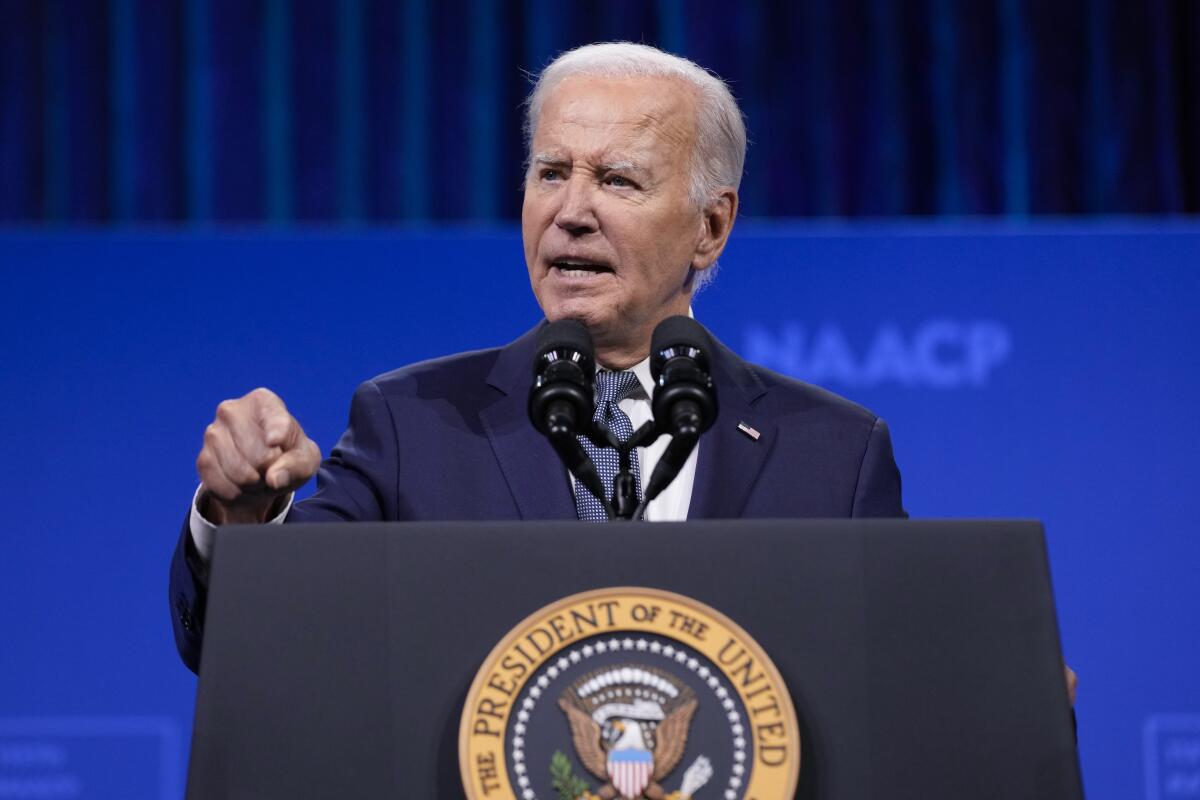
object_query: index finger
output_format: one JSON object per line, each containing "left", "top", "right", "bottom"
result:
{"left": 249, "top": 388, "right": 293, "bottom": 447}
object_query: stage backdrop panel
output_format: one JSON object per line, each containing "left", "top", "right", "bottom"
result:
{"left": 0, "top": 222, "right": 1196, "bottom": 800}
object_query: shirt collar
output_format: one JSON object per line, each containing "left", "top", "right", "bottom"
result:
{"left": 627, "top": 358, "right": 654, "bottom": 399}
{"left": 595, "top": 358, "right": 653, "bottom": 400}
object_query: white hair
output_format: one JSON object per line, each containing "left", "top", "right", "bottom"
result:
{"left": 524, "top": 42, "right": 747, "bottom": 208}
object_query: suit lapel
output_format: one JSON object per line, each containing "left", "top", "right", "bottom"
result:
{"left": 689, "top": 336, "right": 776, "bottom": 519}
{"left": 480, "top": 324, "right": 578, "bottom": 520}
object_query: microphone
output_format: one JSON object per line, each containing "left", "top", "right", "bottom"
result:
{"left": 528, "top": 320, "right": 608, "bottom": 513}
{"left": 649, "top": 316, "right": 718, "bottom": 437}
{"left": 642, "top": 316, "right": 718, "bottom": 507}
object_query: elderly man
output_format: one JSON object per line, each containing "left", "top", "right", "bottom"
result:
{"left": 170, "top": 43, "right": 905, "bottom": 672}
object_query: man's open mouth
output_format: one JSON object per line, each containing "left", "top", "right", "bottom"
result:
{"left": 551, "top": 259, "right": 614, "bottom": 277}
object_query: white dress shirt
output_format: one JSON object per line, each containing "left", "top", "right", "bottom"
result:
{"left": 189, "top": 358, "right": 698, "bottom": 562}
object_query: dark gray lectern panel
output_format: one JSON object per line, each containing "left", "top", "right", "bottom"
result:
{"left": 188, "top": 520, "right": 1081, "bottom": 800}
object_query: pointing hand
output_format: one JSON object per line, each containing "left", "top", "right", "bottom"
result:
{"left": 195, "top": 387, "right": 321, "bottom": 524}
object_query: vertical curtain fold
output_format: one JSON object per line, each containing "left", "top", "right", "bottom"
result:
{"left": 2, "top": 0, "right": 1196, "bottom": 223}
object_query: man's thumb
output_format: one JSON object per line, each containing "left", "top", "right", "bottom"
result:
{"left": 265, "top": 441, "right": 318, "bottom": 491}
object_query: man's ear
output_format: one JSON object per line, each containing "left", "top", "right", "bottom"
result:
{"left": 693, "top": 188, "right": 739, "bottom": 270}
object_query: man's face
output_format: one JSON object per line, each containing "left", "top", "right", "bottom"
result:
{"left": 522, "top": 75, "right": 715, "bottom": 363}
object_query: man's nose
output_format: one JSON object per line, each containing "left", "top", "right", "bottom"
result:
{"left": 553, "top": 176, "right": 598, "bottom": 236}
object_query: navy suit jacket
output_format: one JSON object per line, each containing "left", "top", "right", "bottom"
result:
{"left": 170, "top": 324, "right": 905, "bottom": 671}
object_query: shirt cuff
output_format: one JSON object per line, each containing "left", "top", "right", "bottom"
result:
{"left": 188, "top": 485, "right": 294, "bottom": 563}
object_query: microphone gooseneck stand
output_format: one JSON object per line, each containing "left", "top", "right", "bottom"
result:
{"left": 580, "top": 420, "right": 672, "bottom": 521}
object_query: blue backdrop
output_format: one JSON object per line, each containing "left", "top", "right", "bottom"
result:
{"left": 1, "top": 222, "right": 1198, "bottom": 799}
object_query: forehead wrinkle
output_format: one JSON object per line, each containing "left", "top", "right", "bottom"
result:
{"left": 549, "top": 102, "right": 692, "bottom": 154}
{"left": 632, "top": 110, "right": 695, "bottom": 153}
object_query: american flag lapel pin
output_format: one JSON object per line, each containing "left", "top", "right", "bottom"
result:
{"left": 737, "top": 421, "right": 761, "bottom": 441}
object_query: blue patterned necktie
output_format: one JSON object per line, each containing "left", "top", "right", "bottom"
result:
{"left": 574, "top": 370, "right": 644, "bottom": 521}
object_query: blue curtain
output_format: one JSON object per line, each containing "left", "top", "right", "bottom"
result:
{"left": 1, "top": 0, "right": 1196, "bottom": 223}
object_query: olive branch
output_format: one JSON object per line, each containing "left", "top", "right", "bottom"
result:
{"left": 550, "top": 750, "right": 592, "bottom": 800}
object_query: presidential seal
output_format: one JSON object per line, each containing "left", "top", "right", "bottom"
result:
{"left": 460, "top": 587, "right": 800, "bottom": 800}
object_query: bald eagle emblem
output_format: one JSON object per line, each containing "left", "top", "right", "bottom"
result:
{"left": 557, "top": 664, "right": 713, "bottom": 800}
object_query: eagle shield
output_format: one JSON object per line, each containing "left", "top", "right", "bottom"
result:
{"left": 608, "top": 747, "right": 654, "bottom": 799}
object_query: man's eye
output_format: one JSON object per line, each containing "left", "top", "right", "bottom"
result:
{"left": 605, "top": 175, "right": 634, "bottom": 188}
{"left": 540, "top": 169, "right": 562, "bottom": 181}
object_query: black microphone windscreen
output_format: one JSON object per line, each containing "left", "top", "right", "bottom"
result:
{"left": 536, "top": 319, "right": 594, "bottom": 364}
{"left": 650, "top": 316, "right": 711, "bottom": 378}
